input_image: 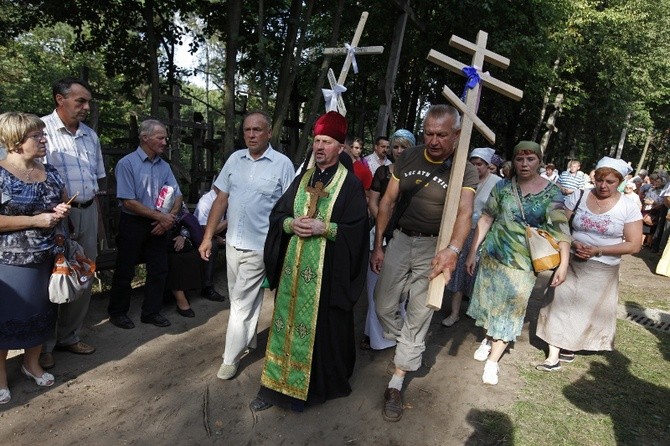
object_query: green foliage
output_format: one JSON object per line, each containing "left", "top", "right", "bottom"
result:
{"left": 1, "top": 0, "right": 669, "bottom": 170}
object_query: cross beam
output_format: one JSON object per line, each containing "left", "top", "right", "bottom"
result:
{"left": 321, "top": 11, "right": 384, "bottom": 115}
{"left": 425, "top": 30, "right": 523, "bottom": 310}
{"left": 323, "top": 12, "right": 384, "bottom": 85}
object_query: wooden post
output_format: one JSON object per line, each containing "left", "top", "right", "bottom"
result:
{"left": 425, "top": 30, "right": 524, "bottom": 310}
{"left": 375, "top": 8, "right": 408, "bottom": 137}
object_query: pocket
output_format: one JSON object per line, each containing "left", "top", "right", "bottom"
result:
{"left": 257, "top": 176, "right": 279, "bottom": 197}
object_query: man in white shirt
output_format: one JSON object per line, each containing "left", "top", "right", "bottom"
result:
{"left": 199, "top": 111, "right": 295, "bottom": 380}
{"left": 41, "top": 77, "right": 105, "bottom": 369}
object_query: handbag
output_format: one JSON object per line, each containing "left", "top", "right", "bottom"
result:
{"left": 512, "top": 179, "right": 561, "bottom": 272}
{"left": 49, "top": 233, "right": 96, "bottom": 304}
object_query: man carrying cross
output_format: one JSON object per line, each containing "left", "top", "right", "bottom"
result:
{"left": 371, "top": 104, "right": 478, "bottom": 422}
{"left": 250, "top": 111, "right": 368, "bottom": 412}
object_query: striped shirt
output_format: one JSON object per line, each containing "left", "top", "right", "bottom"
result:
{"left": 558, "top": 170, "right": 586, "bottom": 192}
{"left": 42, "top": 110, "right": 106, "bottom": 203}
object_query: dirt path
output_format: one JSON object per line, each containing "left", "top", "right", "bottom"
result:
{"left": 1, "top": 250, "right": 666, "bottom": 445}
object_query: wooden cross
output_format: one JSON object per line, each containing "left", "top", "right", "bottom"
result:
{"left": 424, "top": 30, "right": 524, "bottom": 310}
{"left": 305, "top": 181, "right": 329, "bottom": 218}
{"left": 321, "top": 11, "right": 384, "bottom": 116}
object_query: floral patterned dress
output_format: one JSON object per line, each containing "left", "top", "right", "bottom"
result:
{"left": 466, "top": 179, "right": 570, "bottom": 342}
{"left": 0, "top": 164, "right": 65, "bottom": 349}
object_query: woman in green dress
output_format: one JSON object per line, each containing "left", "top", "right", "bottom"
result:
{"left": 465, "top": 141, "right": 571, "bottom": 385}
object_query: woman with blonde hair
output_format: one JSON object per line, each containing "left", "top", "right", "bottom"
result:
{"left": 0, "top": 112, "right": 71, "bottom": 403}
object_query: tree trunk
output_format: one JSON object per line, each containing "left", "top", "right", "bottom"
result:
{"left": 531, "top": 58, "right": 560, "bottom": 141}
{"left": 224, "top": 0, "right": 242, "bottom": 157}
{"left": 296, "top": 0, "right": 345, "bottom": 164}
{"left": 256, "top": 0, "right": 269, "bottom": 110}
{"left": 143, "top": 0, "right": 161, "bottom": 116}
{"left": 270, "top": 0, "right": 315, "bottom": 155}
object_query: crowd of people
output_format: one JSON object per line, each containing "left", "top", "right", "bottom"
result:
{"left": 0, "top": 77, "right": 655, "bottom": 424}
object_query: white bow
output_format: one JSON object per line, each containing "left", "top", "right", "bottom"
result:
{"left": 345, "top": 43, "right": 359, "bottom": 74}
{"left": 321, "top": 84, "right": 347, "bottom": 112}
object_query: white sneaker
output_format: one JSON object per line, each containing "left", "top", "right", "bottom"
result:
{"left": 441, "top": 314, "right": 460, "bottom": 327}
{"left": 482, "top": 360, "right": 499, "bottom": 385}
{"left": 473, "top": 339, "right": 491, "bottom": 361}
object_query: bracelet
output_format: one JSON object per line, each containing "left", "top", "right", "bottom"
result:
{"left": 597, "top": 247, "right": 603, "bottom": 257}
{"left": 447, "top": 244, "right": 462, "bottom": 255}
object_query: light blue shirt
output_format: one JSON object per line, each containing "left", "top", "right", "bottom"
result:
{"left": 115, "top": 147, "right": 182, "bottom": 215}
{"left": 42, "top": 110, "right": 106, "bottom": 202}
{"left": 214, "top": 145, "right": 295, "bottom": 251}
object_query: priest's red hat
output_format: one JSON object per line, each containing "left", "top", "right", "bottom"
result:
{"left": 312, "top": 111, "right": 347, "bottom": 144}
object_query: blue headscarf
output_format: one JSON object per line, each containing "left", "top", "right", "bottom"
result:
{"left": 391, "top": 129, "right": 416, "bottom": 146}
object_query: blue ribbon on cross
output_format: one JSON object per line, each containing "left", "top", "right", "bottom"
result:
{"left": 460, "top": 66, "right": 480, "bottom": 101}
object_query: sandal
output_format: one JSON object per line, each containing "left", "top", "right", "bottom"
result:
{"left": 21, "top": 365, "right": 55, "bottom": 387}
{"left": 0, "top": 388, "right": 10, "bottom": 404}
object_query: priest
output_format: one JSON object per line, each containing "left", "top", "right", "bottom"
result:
{"left": 250, "top": 111, "right": 368, "bottom": 412}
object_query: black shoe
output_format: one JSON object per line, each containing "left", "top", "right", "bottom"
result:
{"left": 176, "top": 307, "right": 195, "bottom": 318}
{"left": 249, "top": 396, "right": 273, "bottom": 412}
{"left": 201, "top": 287, "right": 225, "bottom": 302}
{"left": 109, "top": 314, "right": 135, "bottom": 329}
{"left": 558, "top": 351, "right": 575, "bottom": 363}
{"left": 535, "top": 361, "right": 561, "bottom": 372}
{"left": 140, "top": 313, "right": 171, "bottom": 327}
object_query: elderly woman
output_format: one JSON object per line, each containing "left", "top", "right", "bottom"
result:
{"left": 535, "top": 157, "right": 642, "bottom": 370}
{"left": 465, "top": 141, "right": 571, "bottom": 385}
{"left": 361, "top": 129, "right": 415, "bottom": 350}
{"left": 442, "top": 147, "right": 501, "bottom": 327}
{"left": 0, "top": 112, "right": 71, "bottom": 404}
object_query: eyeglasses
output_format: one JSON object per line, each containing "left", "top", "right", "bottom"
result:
{"left": 25, "top": 132, "right": 47, "bottom": 141}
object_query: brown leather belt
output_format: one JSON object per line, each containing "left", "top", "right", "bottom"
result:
{"left": 398, "top": 227, "right": 437, "bottom": 237}
{"left": 71, "top": 198, "right": 95, "bottom": 209}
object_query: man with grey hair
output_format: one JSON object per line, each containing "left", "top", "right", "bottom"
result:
{"left": 199, "top": 111, "right": 295, "bottom": 380}
{"left": 370, "top": 104, "right": 478, "bottom": 422}
{"left": 41, "top": 77, "right": 105, "bottom": 369}
{"left": 108, "top": 119, "right": 183, "bottom": 329}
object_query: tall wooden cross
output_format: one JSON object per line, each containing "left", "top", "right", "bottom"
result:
{"left": 321, "top": 11, "right": 384, "bottom": 116}
{"left": 424, "top": 30, "right": 524, "bottom": 310}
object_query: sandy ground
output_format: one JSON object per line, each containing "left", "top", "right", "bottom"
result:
{"left": 1, "top": 249, "right": 667, "bottom": 445}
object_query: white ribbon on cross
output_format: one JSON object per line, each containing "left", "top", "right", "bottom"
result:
{"left": 321, "top": 84, "right": 347, "bottom": 112}
{"left": 345, "top": 43, "right": 359, "bottom": 74}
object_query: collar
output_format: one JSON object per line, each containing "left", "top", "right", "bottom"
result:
{"left": 242, "top": 144, "right": 275, "bottom": 161}
{"left": 49, "top": 110, "right": 89, "bottom": 137}
{"left": 135, "top": 147, "right": 162, "bottom": 164}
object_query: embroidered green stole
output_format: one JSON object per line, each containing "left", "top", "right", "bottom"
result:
{"left": 260, "top": 164, "right": 347, "bottom": 400}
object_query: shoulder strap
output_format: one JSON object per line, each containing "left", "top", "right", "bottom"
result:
{"left": 568, "top": 189, "right": 586, "bottom": 233}
{"left": 392, "top": 159, "right": 451, "bottom": 224}
{"left": 511, "top": 178, "right": 527, "bottom": 224}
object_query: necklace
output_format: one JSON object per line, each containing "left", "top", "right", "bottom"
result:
{"left": 593, "top": 194, "right": 613, "bottom": 212}
{"left": 8, "top": 159, "right": 36, "bottom": 181}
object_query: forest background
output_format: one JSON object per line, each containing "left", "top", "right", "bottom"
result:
{"left": 2, "top": 0, "right": 670, "bottom": 189}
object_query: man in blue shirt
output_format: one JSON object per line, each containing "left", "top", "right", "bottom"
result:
{"left": 199, "top": 111, "right": 295, "bottom": 380}
{"left": 108, "top": 120, "right": 183, "bottom": 329}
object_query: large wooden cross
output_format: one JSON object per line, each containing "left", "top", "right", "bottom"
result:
{"left": 425, "top": 30, "right": 524, "bottom": 310}
{"left": 321, "top": 11, "right": 384, "bottom": 116}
